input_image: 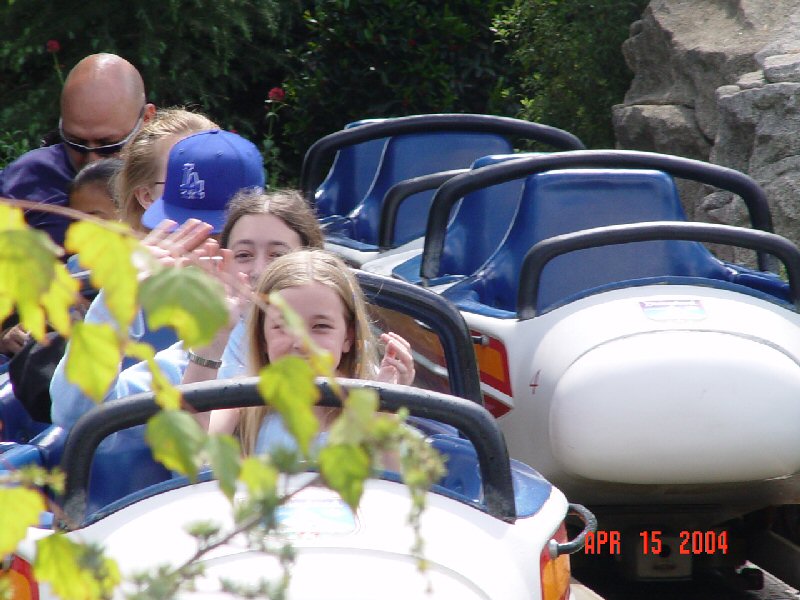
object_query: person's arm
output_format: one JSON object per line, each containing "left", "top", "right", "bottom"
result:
{"left": 51, "top": 219, "right": 214, "bottom": 427}
{"left": 208, "top": 407, "right": 241, "bottom": 436}
{"left": 50, "top": 290, "right": 126, "bottom": 428}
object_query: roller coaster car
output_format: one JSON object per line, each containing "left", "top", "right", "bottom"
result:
{"left": 6, "top": 378, "right": 597, "bottom": 599}
{"left": 1, "top": 271, "right": 599, "bottom": 598}
{"left": 300, "top": 113, "right": 585, "bottom": 266}
{"left": 371, "top": 150, "right": 800, "bottom": 540}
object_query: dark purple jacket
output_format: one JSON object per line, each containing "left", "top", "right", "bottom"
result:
{"left": 0, "top": 144, "right": 75, "bottom": 247}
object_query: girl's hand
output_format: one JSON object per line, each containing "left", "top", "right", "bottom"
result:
{"left": 377, "top": 332, "right": 415, "bottom": 386}
{"left": 192, "top": 242, "right": 250, "bottom": 327}
{"left": 140, "top": 218, "right": 214, "bottom": 274}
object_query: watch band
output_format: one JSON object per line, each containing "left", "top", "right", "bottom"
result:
{"left": 187, "top": 349, "right": 222, "bottom": 369}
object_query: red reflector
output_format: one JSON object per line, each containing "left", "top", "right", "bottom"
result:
{"left": 1, "top": 555, "right": 39, "bottom": 600}
{"left": 472, "top": 331, "right": 513, "bottom": 416}
{"left": 540, "top": 523, "right": 571, "bottom": 600}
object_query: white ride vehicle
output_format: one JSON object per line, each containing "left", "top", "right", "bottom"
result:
{"left": 359, "top": 150, "right": 800, "bottom": 586}
{"left": 8, "top": 378, "right": 597, "bottom": 600}
{"left": 3, "top": 271, "right": 599, "bottom": 599}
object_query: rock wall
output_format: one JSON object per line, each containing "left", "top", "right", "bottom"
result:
{"left": 613, "top": 0, "right": 800, "bottom": 262}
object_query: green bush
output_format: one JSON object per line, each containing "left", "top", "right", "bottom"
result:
{"left": 279, "top": 0, "right": 515, "bottom": 171}
{"left": 0, "top": 0, "right": 292, "bottom": 170}
{"left": 1, "top": 1, "right": 646, "bottom": 182}
{"left": 494, "top": 0, "right": 648, "bottom": 149}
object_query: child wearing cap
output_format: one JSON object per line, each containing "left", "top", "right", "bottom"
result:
{"left": 51, "top": 129, "right": 266, "bottom": 430}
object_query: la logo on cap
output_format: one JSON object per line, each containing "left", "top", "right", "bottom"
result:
{"left": 180, "top": 163, "right": 205, "bottom": 201}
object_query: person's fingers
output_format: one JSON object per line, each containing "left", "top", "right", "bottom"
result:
{"left": 6, "top": 325, "right": 30, "bottom": 353}
{"left": 381, "top": 331, "right": 412, "bottom": 351}
{"left": 142, "top": 219, "right": 178, "bottom": 245}
{"left": 167, "top": 219, "right": 213, "bottom": 254}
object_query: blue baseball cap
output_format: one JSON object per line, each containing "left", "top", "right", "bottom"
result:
{"left": 141, "top": 129, "right": 265, "bottom": 233}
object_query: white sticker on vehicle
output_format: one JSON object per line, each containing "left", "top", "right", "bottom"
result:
{"left": 275, "top": 489, "right": 358, "bottom": 538}
{"left": 639, "top": 299, "right": 706, "bottom": 321}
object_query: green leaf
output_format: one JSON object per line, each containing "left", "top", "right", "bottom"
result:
{"left": 258, "top": 357, "right": 319, "bottom": 455}
{"left": 123, "top": 340, "right": 181, "bottom": 410}
{"left": 66, "top": 322, "right": 122, "bottom": 402}
{"left": 318, "top": 443, "right": 370, "bottom": 510}
{"left": 0, "top": 228, "right": 60, "bottom": 339}
{"left": 145, "top": 410, "right": 206, "bottom": 480}
{"left": 0, "top": 204, "right": 28, "bottom": 231}
{"left": 328, "top": 388, "right": 379, "bottom": 446}
{"left": 239, "top": 456, "right": 278, "bottom": 501}
{"left": 65, "top": 220, "right": 139, "bottom": 331}
{"left": 140, "top": 265, "right": 228, "bottom": 349}
{"left": 205, "top": 434, "right": 241, "bottom": 500}
{"left": 35, "top": 534, "right": 120, "bottom": 600}
{"left": 0, "top": 488, "right": 45, "bottom": 555}
{"left": 40, "top": 261, "right": 80, "bottom": 336}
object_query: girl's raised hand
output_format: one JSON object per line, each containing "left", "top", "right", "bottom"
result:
{"left": 377, "top": 332, "right": 415, "bottom": 386}
{"left": 141, "top": 218, "right": 214, "bottom": 270}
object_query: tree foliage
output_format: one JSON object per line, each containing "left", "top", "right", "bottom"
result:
{"left": 494, "top": 0, "right": 649, "bottom": 149}
{"left": 0, "top": 0, "right": 290, "bottom": 165}
{"left": 279, "top": 0, "right": 514, "bottom": 167}
{"left": 0, "top": 1, "right": 645, "bottom": 176}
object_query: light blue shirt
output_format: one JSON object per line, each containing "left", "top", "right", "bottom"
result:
{"left": 50, "top": 298, "right": 245, "bottom": 429}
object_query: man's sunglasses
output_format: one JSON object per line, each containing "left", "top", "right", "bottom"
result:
{"left": 59, "top": 106, "right": 145, "bottom": 156}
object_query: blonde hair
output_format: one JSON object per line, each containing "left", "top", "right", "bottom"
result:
{"left": 220, "top": 188, "right": 324, "bottom": 250}
{"left": 238, "top": 249, "right": 379, "bottom": 453}
{"left": 116, "top": 107, "right": 218, "bottom": 231}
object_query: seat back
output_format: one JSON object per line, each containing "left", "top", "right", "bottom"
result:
{"left": 430, "top": 434, "right": 482, "bottom": 502}
{"left": 349, "top": 132, "right": 513, "bottom": 246}
{"left": 391, "top": 154, "right": 529, "bottom": 284}
{"left": 435, "top": 154, "right": 534, "bottom": 279}
{"left": 85, "top": 429, "right": 172, "bottom": 515}
{"left": 462, "top": 169, "right": 730, "bottom": 313}
{"left": 314, "top": 123, "right": 388, "bottom": 219}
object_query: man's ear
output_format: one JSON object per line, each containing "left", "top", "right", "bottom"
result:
{"left": 134, "top": 185, "right": 154, "bottom": 209}
{"left": 143, "top": 103, "right": 157, "bottom": 124}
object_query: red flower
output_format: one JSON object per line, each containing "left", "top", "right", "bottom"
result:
{"left": 267, "top": 87, "right": 286, "bottom": 102}
{"left": 46, "top": 39, "right": 60, "bottom": 53}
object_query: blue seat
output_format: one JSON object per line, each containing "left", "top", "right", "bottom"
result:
{"left": 445, "top": 169, "right": 732, "bottom": 315}
{"left": 315, "top": 119, "right": 388, "bottom": 220}
{"left": 0, "top": 422, "right": 171, "bottom": 518}
{"left": 430, "top": 434, "right": 482, "bottom": 502}
{"left": 392, "top": 154, "right": 532, "bottom": 285}
{"left": 325, "top": 131, "right": 513, "bottom": 248}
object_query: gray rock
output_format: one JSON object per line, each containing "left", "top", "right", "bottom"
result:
{"left": 615, "top": 0, "right": 800, "bottom": 260}
{"left": 763, "top": 52, "right": 800, "bottom": 83}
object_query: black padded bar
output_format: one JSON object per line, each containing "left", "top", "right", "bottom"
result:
{"left": 60, "top": 378, "right": 515, "bottom": 527}
{"left": 355, "top": 270, "right": 482, "bottom": 405}
{"left": 378, "top": 169, "right": 468, "bottom": 249}
{"left": 517, "top": 221, "right": 800, "bottom": 320}
{"left": 300, "top": 114, "right": 586, "bottom": 202}
{"left": 421, "top": 150, "right": 774, "bottom": 280}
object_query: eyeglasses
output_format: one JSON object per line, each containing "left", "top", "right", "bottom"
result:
{"left": 59, "top": 106, "right": 146, "bottom": 156}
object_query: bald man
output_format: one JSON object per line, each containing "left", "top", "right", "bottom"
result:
{"left": 0, "top": 53, "right": 155, "bottom": 247}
